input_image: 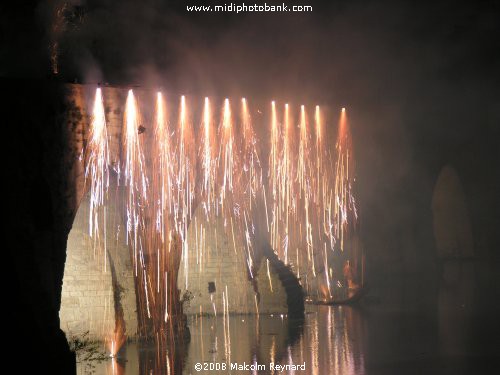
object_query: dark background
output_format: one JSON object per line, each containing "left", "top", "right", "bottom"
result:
{"left": 2, "top": 0, "right": 499, "bottom": 373}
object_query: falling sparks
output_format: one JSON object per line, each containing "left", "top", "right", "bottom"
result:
{"left": 82, "top": 88, "right": 361, "bottom": 349}
{"left": 85, "top": 87, "right": 110, "bottom": 267}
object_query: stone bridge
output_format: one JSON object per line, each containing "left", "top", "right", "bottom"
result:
{"left": 59, "top": 83, "right": 483, "bottom": 341}
{"left": 59, "top": 84, "right": 304, "bottom": 341}
{"left": 8, "top": 78, "right": 497, "bottom": 374}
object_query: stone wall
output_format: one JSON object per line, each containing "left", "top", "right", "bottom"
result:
{"left": 178, "top": 206, "right": 257, "bottom": 315}
{"left": 60, "top": 187, "right": 138, "bottom": 340}
{"left": 255, "top": 258, "right": 288, "bottom": 314}
{"left": 178, "top": 206, "right": 290, "bottom": 315}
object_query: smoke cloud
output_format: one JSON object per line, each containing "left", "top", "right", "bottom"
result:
{"left": 37, "top": 0, "right": 500, "bottom": 295}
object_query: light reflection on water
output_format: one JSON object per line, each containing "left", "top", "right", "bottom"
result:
{"left": 88, "top": 306, "right": 366, "bottom": 375}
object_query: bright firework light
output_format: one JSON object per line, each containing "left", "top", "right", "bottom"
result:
{"left": 83, "top": 88, "right": 122, "bottom": 355}
{"left": 200, "top": 97, "right": 216, "bottom": 216}
{"left": 334, "top": 107, "right": 357, "bottom": 251}
{"left": 82, "top": 87, "right": 361, "bottom": 353}
{"left": 123, "top": 89, "right": 152, "bottom": 339}
{"left": 84, "top": 87, "right": 110, "bottom": 269}
{"left": 220, "top": 98, "right": 234, "bottom": 208}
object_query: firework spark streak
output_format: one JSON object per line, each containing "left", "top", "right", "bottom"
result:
{"left": 84, "top": 88, "right": 110, "bottom": 268}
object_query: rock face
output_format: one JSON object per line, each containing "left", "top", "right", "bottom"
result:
{"left": 60, "top": 187, "right": 138, "bottom": 341}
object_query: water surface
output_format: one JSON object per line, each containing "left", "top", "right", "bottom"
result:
{"left": 84, "top": 301, "right": 499, "bottom": 375}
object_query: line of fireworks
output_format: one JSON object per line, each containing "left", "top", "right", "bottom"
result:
{"left": 264, "top": 102, "right": 360, "bottom": 296}
{"left": 84, "top": 88, "right": 109, "bottom": 267}
{"left": 83, "top": 88, "right": 359, "bottom": 352}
